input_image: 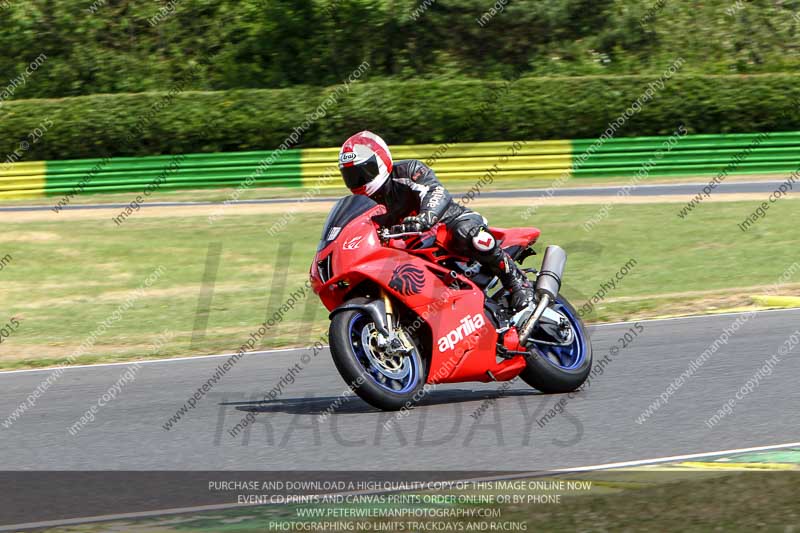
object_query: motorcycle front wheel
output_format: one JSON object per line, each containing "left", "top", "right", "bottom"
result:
{"left": 329, "top": 300, "right": 427, "bottom": 411}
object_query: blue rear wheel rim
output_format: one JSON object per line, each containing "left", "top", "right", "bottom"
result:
{"left": 528, "top": 298, "right": 587, "bottom": 370}
{"left": 348, "top": 312, "right": 421, "bottom": 394}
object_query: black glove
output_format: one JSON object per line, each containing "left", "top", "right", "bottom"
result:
{"left": 391, "top": 213, "right": 436, "bottom": 234}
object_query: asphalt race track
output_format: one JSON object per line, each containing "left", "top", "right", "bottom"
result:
{"left": 0, "top": 180, "right": 786, "bottom": 212}
{"left": 1, "top": 309, "right": 798, "bottom": 471}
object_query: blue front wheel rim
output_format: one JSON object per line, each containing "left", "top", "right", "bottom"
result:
{"left": 348, "top": 312, "right": 421, "bottom": 394}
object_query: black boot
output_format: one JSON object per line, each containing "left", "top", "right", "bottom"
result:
{"left": 500, "top": 258, "right": 534, "bottom": 312}
{"left": 467, "top": 224, "right": 534, "bottom": 313}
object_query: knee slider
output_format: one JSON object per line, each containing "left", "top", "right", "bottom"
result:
{"left": 471, "top": 228, "right": 496, "bottom": 253}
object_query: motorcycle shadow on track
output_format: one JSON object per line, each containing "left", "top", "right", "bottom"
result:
{"left": 222, "top": 387, "right": 544, "bottom": 416}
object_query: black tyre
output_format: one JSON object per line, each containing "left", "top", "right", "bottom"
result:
{"left": 518, "top": 296, "right": 592, "bottom": 393}
{"left": 329, "top": 300, "right": 427, "bottom": 411}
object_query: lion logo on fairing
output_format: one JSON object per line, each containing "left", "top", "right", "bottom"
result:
{"left": 389, "top": 265, "right": 425, "bottom": 295}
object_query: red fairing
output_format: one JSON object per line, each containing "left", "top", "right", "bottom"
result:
{"left": 488, "top": 226, "right": 541, "bottom": 248}
{"left": 310, "top": 205, "right": 540, "bottom": 385}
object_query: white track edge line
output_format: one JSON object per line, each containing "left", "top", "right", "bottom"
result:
{"left": 2, "top": 440, "right": 798, "bottom": 532}
{"left": 552, "top": 441, "right": 800, "bottom": 472}
{"left": 0, "top": 347, "right": 304, "bottom": 375}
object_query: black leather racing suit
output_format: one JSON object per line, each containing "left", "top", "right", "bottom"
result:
{"left": 371, "top": 159, "right": 532, "bottom": 310}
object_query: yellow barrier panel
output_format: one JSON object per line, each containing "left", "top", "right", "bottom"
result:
{"left": 300, "top": 141, "right": 572, "bottom": 188}
{"left": 0, "top": 161, "right": 46, "bottom": 199}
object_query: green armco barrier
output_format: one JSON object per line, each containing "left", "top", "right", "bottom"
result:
{"left": 1, "top": 132, "right": 798, "bottom": 200}
{"left": 44, "top": 150, "right": 304, "bottom": 197}
{"left": 572, "top": 131, "right": 800, "bottom": 178}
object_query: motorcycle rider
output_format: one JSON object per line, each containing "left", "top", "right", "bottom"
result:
{"left": 337, "top": 130, "right": 534, "bottom": 313}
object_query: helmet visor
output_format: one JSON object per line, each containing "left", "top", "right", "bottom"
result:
{"left": 340, "top": 156, "right": 380, "bottom": 191}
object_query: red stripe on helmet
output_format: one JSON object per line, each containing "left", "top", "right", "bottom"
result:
{"left": 344, "top": 131, "right": 392, "bottom": 173}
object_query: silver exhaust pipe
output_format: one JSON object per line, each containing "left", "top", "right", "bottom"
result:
{"left": 518, "top": 245, "right": 567, "bottom": 346}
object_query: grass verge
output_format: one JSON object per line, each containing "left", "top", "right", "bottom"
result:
{"left": 0, "top": 197, "right": 797, "bottom": 369}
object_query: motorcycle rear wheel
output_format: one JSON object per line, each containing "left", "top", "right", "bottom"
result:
{"left": 518, "top": 296, "right": 592, "bottom": 393}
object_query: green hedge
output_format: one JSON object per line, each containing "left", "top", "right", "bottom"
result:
{"left": 3, "top": 75, "right": 800, "bottom": 161}
{"left": 4, "top": 0, "right": 800, "bottom": 100}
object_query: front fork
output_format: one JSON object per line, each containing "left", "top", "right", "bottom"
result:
{"left": 382, "top": 290, "right": 395, "bottom": 332}
{"left": 381, "top": 289, "right": 412, "bottom": 355}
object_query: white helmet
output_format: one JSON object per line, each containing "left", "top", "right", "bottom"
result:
{"left": 338, "top": 130, "right": 393, "bottom": 196}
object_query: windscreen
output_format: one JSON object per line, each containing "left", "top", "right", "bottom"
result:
{"left": 317, "top": 195, "right": 377, "bottom": 251}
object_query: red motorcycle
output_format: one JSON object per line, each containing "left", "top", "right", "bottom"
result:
{"left": 310, "top": 195, "right": 592, "bottom": 411}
